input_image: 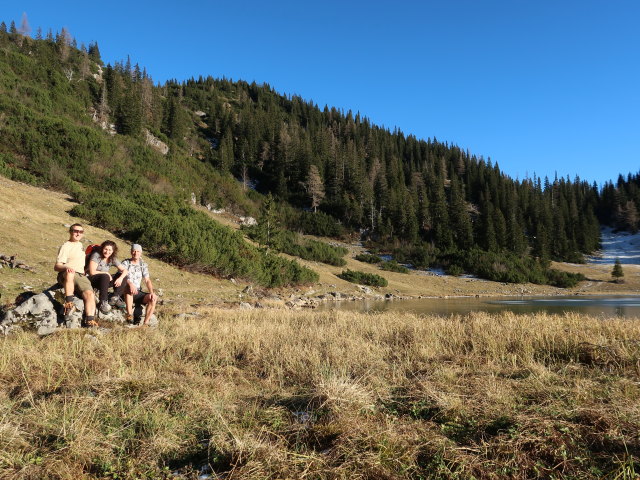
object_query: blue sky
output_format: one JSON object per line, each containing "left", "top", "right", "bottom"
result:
{"left": 3, "top": 1, "right": 639, "bottom": 187}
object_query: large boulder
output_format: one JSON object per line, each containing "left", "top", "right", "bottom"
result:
{"left": 1, "top": 286, "right": 158, "bottom": 336}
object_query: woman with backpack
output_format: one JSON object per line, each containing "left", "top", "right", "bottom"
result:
{"left": 86, "top": 240, "right": 129, "bottom": 314}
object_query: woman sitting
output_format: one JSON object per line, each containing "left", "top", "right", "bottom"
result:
{"left": 86, "top": 240, "right": 128, "bottom": 314}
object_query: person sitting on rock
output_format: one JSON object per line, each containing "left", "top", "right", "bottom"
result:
{"left": 121, "top": 244, "right": 158, "bottom": 326}
{"left": 86, "top": 240, "right": 129, "bottom": 314}
{"left": 54, "top": 223, "right": 97, "bottom": 327}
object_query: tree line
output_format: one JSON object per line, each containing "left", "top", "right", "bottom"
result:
{"left": 0, "top": 21, "right": 634, "bottom": 285}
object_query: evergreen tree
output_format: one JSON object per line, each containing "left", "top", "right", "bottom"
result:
{"left": 612, "top": 258, "right": 624, "bottom": 283}
{"left": 88, "top": 41, "right": 102, "bottom": 63}
{"left": 0, "top": 22, "right": 7, "bottom": 34}
{"left": 253, "top": 194, "right": 282, "bottom": 250}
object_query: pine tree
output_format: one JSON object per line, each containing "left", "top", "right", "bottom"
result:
{"left": 612, "top": 258, "right": 624, "bottom": 283}
{"left": 88, "top": 42, "right": 102, "bottom": 63}
{"left": 305, "top": 164, "right": 325, "bottom": 212}
{"left": 254, "top": 194, "right": 282, "bottom": 250}
{"left": 0, "top": 22, "right": 7, "bottom": 34}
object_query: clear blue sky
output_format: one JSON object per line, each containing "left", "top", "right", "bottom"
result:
{"left": 3, "top": 1, "right": 639, "bottom": 187}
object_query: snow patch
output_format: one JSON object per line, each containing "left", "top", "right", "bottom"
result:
{"left": 587, "top": 227, "right": 640, "bottom": 265}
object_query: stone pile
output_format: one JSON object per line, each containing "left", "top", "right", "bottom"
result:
{"left": 0, "top": 253, "right": 35, "bottom": 271}
{"left": 1, "top": 286, "right": 158, "bottom": 336}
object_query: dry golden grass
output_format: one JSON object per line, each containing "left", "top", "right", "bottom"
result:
{"left": 1, "top": 308, "right": 639, "bottom": 478}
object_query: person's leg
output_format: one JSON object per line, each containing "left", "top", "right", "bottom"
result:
{"left": 58, "top": 271, "right": 76, "bottom": 315}
{"left": 76, "top": 275, "right": 97, "bottom": 326}
{"left": 64, "top": 271, "right": 75, "bottom": 298}
{"left": 124, "top": 285, "right": 134, "bottom": 322}
{"left": 82, "top": 289, "right": 96, "bottom": 317}
{"left": 89, "top": 274, "right": 110, "bottom": 304}
{"left": 110, "top": 274, "right": 128, "bottom": 307}
{"left": 142, "top": 294, "right": 157, "bottom": 325}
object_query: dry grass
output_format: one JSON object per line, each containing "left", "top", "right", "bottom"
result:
{"left": 1, "top": 309, "right": 639, "bottom": 479}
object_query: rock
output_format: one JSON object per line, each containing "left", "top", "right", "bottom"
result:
{"left": 242, "top": 285, "right": 253, "bottom": 294}
{"left": 0, "top": 286, "right": 158, "bottom": 335}
{"left": 238, "top": 216, "right": 257, "bottom": 226}
{"left": 143, "top": 129, "right": 169, "bottom": 155}
{"left": 239, "top": 302, "right": 253, "bottom": 310}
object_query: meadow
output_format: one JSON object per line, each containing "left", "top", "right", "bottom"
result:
{"left": 1, "top": 308, "right": 639, "bottom": 479}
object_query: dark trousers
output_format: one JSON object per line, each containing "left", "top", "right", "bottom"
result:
{"left": 89, "top": 273, "right": 129, "bottom": 303}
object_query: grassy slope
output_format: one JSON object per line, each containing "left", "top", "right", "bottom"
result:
{"left": 2, "top": 175, "right": 640, "bottom": 308}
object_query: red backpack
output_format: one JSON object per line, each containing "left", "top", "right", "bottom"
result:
{"left": 84, "top": 244, "right": 101, "bottom": 273}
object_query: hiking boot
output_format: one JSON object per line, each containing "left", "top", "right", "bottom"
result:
{"left": 82, "top": 317, "right": 99, "bottom": 328}
{"left": 99, "top": 301, "right": 111, "bottom": 314}
{"left": 108, "top": 295, "right": 125, "bottom": 309}
{"left": 125, "top": 314, "right": 134, "bottom": 324}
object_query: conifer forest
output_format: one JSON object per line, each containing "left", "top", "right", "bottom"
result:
{"left": 0, "top": 23, "right": 635, "bottom": 287}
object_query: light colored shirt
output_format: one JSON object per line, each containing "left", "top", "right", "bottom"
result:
{"left": 56, "top": 241, "right": 85, "bottom": 272}
{"left": 121, "top": 259, "right": 149, "bottom": 289}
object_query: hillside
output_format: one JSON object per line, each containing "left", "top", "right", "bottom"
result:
{"left": 0, "top": 26, "right": 614, "bottom": 289}
{"left": 4, "top": 25, "right": 640, "bottom": 297}
{"left": 2, "top": 176, "right": 639, "bottom": 310}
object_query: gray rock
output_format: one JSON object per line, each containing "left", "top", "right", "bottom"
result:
{"left": 1, "top": 286, "right": 158, "bottom": 335}
{"left": 239, "top": 302, "right": 253, "bottom": 310}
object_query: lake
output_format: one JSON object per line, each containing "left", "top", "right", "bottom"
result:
{"left": 318, "top": 295, "right": 640, "bottom": 318}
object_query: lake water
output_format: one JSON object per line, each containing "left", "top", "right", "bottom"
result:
{"left": 318, "top": 295, "right": 640, "bottom": 318}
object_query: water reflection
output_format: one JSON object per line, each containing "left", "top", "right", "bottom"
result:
{"left": 319, "top": 295, "right": 640, "bottom": 318}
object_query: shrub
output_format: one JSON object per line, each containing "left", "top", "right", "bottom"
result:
{"left": 71, "top": 190, "right": 318, "bottom": 287}
{"left": 338, "top": 269, "right": 388, "bottom": 287}
{"left": 355, "top": 253, "right": 382, "bottom": 264}
{"left": 285, "top": 210, "right": 346, "bottom": 238}
{"left": 380, "top": 260, "right": 409, "bottom": 274}
{"left": 246, "top": 227, "right": 348, "bottom": 267}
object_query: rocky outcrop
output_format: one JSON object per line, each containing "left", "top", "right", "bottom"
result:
{"left": 144, "top": 129, "right": 169, "bottom": 155}
{"left": 1, "top": 286, "right": 158, "bottom": 336}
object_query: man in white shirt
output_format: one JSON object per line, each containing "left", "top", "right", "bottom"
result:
{"left": 53, "top": 224, "right": 97, "bottom": 327}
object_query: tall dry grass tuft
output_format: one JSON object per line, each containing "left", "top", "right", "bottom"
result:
{"left": 1, "top": 309, "right": 639, "bottom": 478}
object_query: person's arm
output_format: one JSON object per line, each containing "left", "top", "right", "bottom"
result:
{"left": 54, "top": 245, "right": 72, "bottom": 273}
{"left": 113, "top": 265, "right": 128, "bottom": 287}
{"left": 54, "top": 262, "right": 70, "bottom": 273}
{"left": 144, "top": 276, "right": 157, "bottom": 301}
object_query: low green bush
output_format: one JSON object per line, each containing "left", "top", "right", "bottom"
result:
{"left": 246, "top": 227, "right": 348, "bottom": 266}
{"left": 355, "top": 253, "right": 382, "bottom": 264}
{"left": 338, "top": 269, "right": 388, "bottom": 287}
{"left": 380, "top": 260, "right": 409, "bottom": 274}
{"left": 72, "top": 190, "right": 318, "bottom": 287}
{"left": 0, "top": 153, "right": 40, "bottom": 185}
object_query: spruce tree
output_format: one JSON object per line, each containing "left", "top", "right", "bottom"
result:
{"left": 612, "top": 258, "right": 624, "bottom": 283}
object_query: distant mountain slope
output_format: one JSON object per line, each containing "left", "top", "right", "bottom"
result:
{"left": 0, "top": 25, "right": 617, "bottom": 287}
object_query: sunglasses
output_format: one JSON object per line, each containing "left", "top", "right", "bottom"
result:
{"left": 71, "top": 230, "right": 84, "bottom": 234}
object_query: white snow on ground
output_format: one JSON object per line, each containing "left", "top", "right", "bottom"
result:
{"left": 587, "top": 227, "right": 640, "bottom": 265}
